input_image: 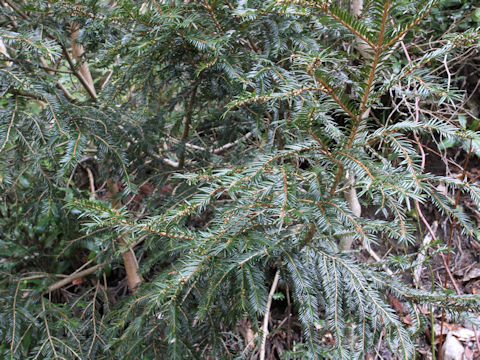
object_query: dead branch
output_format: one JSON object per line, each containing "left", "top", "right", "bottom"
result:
{"left": 108, "top": 180, "right": 142, "bottom": 294}
{"left": 259, "top": 269, "right": 280, "bottom": 360}
{"left": 47, "top": 263, "right": 105, "bottom": 293}
{"left": 69, "top": 23, "right": 97, "bottom": 98}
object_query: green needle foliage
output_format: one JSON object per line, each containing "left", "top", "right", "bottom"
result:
{"left": 1, "top": 0, "right": 480, "bottom": 359}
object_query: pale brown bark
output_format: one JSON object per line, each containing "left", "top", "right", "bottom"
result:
{"left": 352, "top": 0, "right": 363, "bottom": 17}
{"left": 339, "top": 170, "right": 362, "bottom": 250}
{"left": 119, "top": 238, "right": 142, "bottom": 294}
{"left": 69, "top": 23, "right": 97, "bottom": 98}
{"left": 108, "top": 180, "right": 142, "bottom": 294}
{"left": 0, "top": 37, "right": 12, "bottom": 66}
{"left": 47, "top": 263, "right": 104, "bottom": 293}
{"left": 352, "top": 0, "right": 373, "bottom": 59}
{"left": 339, "top": 0, "right": 370, "bottom": 251}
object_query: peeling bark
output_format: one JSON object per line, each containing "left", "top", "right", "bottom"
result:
{"left": 108, "top": 180, "right": 142, "bottom": 295}
{"left": 69, "top": 23, "right": 97, "bottom": 98}
{"left": 339, "top": 170, "right": 362, "bottom": 250}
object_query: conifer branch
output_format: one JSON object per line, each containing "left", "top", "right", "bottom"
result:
{"left": 314, "top": 77, "right": 358, "bottom": 119}
{"left": 3, "top": 0, "right": 28, "bottom": 19}
{"left": 362, "top": 0, "right": 389, "bottom": 106}
{"left": 0, "top": 55, "right": 73, "bottom": 74}
{"left": 384, "top": 4, "right": 434, "bottom": 49}
{"left": 41, "top": 297, "right": 59, "bottom": 359}
{"left": 3, "top": 1, "right": 479, "bottom": 358}
{"left": 281, "top": 0, "right": 377, "bottom": 49}
{"left": 200, "top": 0, "right": 224, "bottom": 35}
{"left": 323, "top": 6, "right": 376, "bottom": 49}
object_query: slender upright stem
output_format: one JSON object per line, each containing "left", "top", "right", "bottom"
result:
{"left": 259, "top": 270, "right": 280, "bottom": 360}
{"left": 178, "top": 84, "right": 198, "bottom": 169}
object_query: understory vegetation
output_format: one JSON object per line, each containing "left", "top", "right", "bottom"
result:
{"left": 1, "top": 0, "right": 480, "bottom": 359}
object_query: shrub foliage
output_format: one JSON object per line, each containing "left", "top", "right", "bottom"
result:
{"left": 1, "top": 0, "right": 480, "bottom": 359}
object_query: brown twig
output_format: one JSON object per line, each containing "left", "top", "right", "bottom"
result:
{"left": 61, "top": 45, "right": 98, "bottom": 101}
{"left": 301, "top": 222, "right": 317, "bottom": 247}
{"left": 213, "top": 132, "right": 252, "bottom": 155}
{"left": 38, "top": 57, "right": 75, "bottom": 101}
{"left": 107, "top": 180, "right": 142, "bottom": 294}
{"left": 41, "top": 297, "right": 59, "bottom": 358}
{"left": 69, "top": 23, "right": 97, "bottom": 97}
{"left": 473, "top": 327, "right": 480, "bottom": 357}
{"left": 201, "top": 0, "right": 224, "bottom": 35}
{"left": 85, "top": 167, "right": 96, "bottom": 199}
{"left": 56, "top": 82, "right": 74, "bottom": 101}
{"left": 47, "top": 263, "right": 105, "bottom": 293}
{"left": 384, "top": 6, "right": 434, "bottom": 49}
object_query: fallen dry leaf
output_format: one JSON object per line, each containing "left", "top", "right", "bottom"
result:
{"left": 388, "top": 294, "right": 405, "bottom": 314}
{"left": 433, "top": 324, "right": 476, "bottom": 343}
{"left": 449, "top": 327, "right": 476, "bottom": 342}
{"left": 442, "top": 332, "right": 464, "bottom": 360}
{"left": 463, "top": 346, "right": 474, "bottom": 360}
{"left": 72, "top": 278, "right": 83, "bottom": 285}
{"left": 463, "top": 264, "right": 480, "bottom": 282}
{"left": 434, "top": 322, "right": 453, "bottom": 336}
{"left": 401, "top": 314, "right": 414, "bottom": 326}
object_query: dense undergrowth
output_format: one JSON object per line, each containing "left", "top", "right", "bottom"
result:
{"left": 1, "top": 0, "right": 480, "bottom": 359}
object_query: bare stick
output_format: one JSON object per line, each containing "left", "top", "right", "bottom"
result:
{"left": 47, "top": 263, "right": 105, "bottom": 293}
{"left": 85, "top": 167, "right": 96, "bottom": 199}
{"left": 0, "top": 98, "right": 16, "bottom": 153}
{"left": 108, "top": 180, "right": 142, "bottom": 294}
{"left": 184, "top": 131, "right": 253, "bottom": 154}
{"left": 99, "top": 70, "right": 113, "bottom": 92}
{"left": 69, "top": 23, "right": 97, "bottom": 98}
{"left": 162, "top": 158, "right": 180, "bottom": 168}
{"left": 259, "top": 269, "right": 280, "bottom": 360}
{"left": 62, "top": 45, "right": 97, "bottom": 101}
{"left": 213, "top": 132, "right": 252, "bottom": 154}
{"left": 118, "top": 237, "right": 142, "bottom": 293}
{"left": 339, "top": 170, "right": 361, "bottom": 251}
{"left": 56, "top": 82, "right": 74, "bottom": 102}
